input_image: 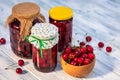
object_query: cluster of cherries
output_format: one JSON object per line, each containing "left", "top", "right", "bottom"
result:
{"left": 61, "top": 36, "right": 112, "bottom": 66}
{"left": 0, "top": 38, "right": 6, "bottom": 44}
{"left": 5, "top": 59, "right": 25, "bottom": 74}
{"left": 16, "top": 59, "right": 25, "bottom": 74}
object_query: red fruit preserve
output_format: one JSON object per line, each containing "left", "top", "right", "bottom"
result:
{"left": 49, "top": 6, "right": 73, "bottom": 52}
{"left": 32, "top": 44, "right": 57, "bottom": 72}
{"left": 27, "top": 23, "right": 58, "bottom": 72}
{"left": 6, "top": 2, "right": 45, "bottom": 58}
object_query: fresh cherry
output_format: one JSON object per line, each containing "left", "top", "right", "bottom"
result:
{"left": 98, "top": 42, "right": 104, "bottom": 48}
{"left": 81, "top": 53, "right": 88, "bottom": 58}
{"left": 74, "top": 50, "right": 81, "bottom": 57}
{"left": 61, "top": 35, "right": 97, "bottom": 66}
{"left": 65, "top": 46, "right": 71, "bottom": 54}
{"left": 77, "top": 57, "right": 84, "bottom": 65}
{"left": 86, "top": 45, "right": 94, "bottom": 52}
{"left": 16, "top": 68, "right": 23, "bottom": 74}
{"left": 80, "top": 42, "right": 85, "bottom": 47}
{"left": 70, "top": 61, "right": 77, "bottom": 66}
{"left": 62, "top": 53, "right": 69, "bottom": 61}
{"left": 84, "top": 58, "right": 90, "bottom": 65}
{"left": 73, "top": 48, "right": 79, "bottom": 52}
{"left": 86, "top": 36, "right": 92, "bottom": 42}
{"left": 0, "top": 38, "right": 6, "bottom": 44}
{"left": 69, "top": 52, "right": 75, "bottom": 59}
{"left": 18, "top": 59, "right": 24, "bottom": 66}
{"left": 80, "top": 47, "right": 86, "bottom": 53}
{"left": 73, "top": 57, "right": 78, "bottom": 62}
{"left": 88, "top": 53, "right": 95, "bottom": 60}
{"left": 106, "top": 46, "right": 112, "bottom": 53}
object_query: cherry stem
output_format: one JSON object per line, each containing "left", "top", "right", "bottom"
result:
{"left": 72, "top": 37, "right": 76, "bottom": 47}
{"left": 105, "top": 39, "right": 115, "bottom": 45}
{"left": 4, "top": 63, "right": 16, "bottom": 70}
{"left": 75, "top": 33, "right": 88, "bottom": 46}
{"left": 82, "top": 33, "right": 87, "bottom": 41}
{"left": 77, "top": 40, "right": 80, "bottom": 45}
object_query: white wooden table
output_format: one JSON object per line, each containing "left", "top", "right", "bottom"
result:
{"left": 0, "top": 0, "right": 120, "bottom": 80}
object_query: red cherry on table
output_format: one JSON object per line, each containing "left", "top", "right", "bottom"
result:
{"left": 86, "top": 36, "right": 92, "bottom": 42}
{"left": 18, "top": 59, "right": 24, "bottom": 66}
{"left": 106, "top": 46, "right": 112, "bottom": 53}
{"left": 98, "top": 42, "right": 104, "bottom": 48}
{"left": 0, "top": 38, "right": 6, "bottom": 44}
{"left": 88, "top": 53, "right": 95, "bottom": 60}
{"left": 16, "top": 68, "right": 23, "bottom": 74}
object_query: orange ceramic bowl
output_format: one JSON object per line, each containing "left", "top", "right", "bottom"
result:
{"left": 60, "top": 56, "right": 95, "bottom": 77}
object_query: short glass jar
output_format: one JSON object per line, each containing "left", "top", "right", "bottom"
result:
{"left": 27, "top": 23, "right": 59, "bottom": 72}
{"left": 6, "top": 2, "right": 45, "bottom": 58}
{"left": 49, "top": 6, "right": 73, "bottom": 52}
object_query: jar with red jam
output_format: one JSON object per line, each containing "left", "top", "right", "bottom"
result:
{"left": 27, "top": 23, "right": 58, "bottom": 72}
{"left": 5, "top": 2, "right": 45, "bottom": 58}
{"left": 49, "top": 6, "right": 73, "bottom": 52}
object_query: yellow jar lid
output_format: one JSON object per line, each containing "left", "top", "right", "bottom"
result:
{"left": 49, "top": 6, "right": 73, "bottom": 20}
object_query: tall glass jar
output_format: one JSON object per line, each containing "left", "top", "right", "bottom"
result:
{"left": 6, "top": 2, "right": 45, "bottom": 58}
{"left": 27, "top": 23, "right": 58, "bottom": 72}
{"left": 49, "top": 6, "right": 73, "bottom": 52}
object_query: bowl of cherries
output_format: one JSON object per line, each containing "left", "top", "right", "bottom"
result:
{"left": 60, "top": 36, "right": 96, "bottom": 77}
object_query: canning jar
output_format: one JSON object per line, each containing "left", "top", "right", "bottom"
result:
{"left": 26, "top": 23, "right": 58, "bottom": 72}
{"left": 5, "top": 2, "right": 45, "bottom": 58}
{"left": 49, "top": 6, "right": 73, "bottom": 52}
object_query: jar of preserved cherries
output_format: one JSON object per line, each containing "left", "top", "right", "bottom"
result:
{"left": 26, "top": 23, "right": 59, "bottom": 72}
{"left": 5, "top": 2, "right": 45, "bottom": 58}
{"left": 49, "top": 6, "right": 73, "bottom": 52}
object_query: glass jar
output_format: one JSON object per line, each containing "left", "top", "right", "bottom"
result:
{"left": 49, "top": 6, "right": 73, "bottom": 52}
{"left": 6, "top": 2, "right": 45, "bottom": 58}
{"left": 27, "top": 23, "right": 58, "bottom": 72}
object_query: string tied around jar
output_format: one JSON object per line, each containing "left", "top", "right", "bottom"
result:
{"left": 25, "top": 35, "right": 58, "bottom": 58}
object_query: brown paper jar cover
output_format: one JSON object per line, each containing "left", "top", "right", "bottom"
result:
{"left": 5, "top": 2, "right": 45, "bottom": 41}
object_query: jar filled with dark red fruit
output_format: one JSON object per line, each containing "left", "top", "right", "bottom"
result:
{"left": 49, "top": 6, "right": 73, "bottom": 52}
{"left": 26, "top": 23, "right": 59, "bottom": 72}
{"left": 5, "top": 2, "right": 45, "bottom": 58}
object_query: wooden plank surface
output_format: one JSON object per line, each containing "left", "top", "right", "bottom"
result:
{"left": 0, "top": 0, "right": 120, "bottom": 80}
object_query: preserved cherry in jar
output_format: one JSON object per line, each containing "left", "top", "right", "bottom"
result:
{"left": 49, "top": 6, "right": 73, "bottom": 52}
{"left": 27, "top": 23, "right": 58, "bottom": 72}
{"left": 6, "top": 2, "right": 45, "bottom": 58}
{"left": 32, "top": 44, "right": 57, "bottom": 72}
